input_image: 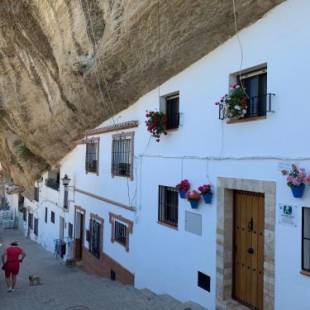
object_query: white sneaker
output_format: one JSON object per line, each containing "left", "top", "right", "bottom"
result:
{"left": 11, "top": 288, "right": 15, "bottom": 292}
{"left": 7, "top": 288, "right": 12, "bottom": 292}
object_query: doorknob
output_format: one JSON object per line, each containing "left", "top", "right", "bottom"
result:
{"left": 248, "top": 247, "right": 254, "bottom": 254}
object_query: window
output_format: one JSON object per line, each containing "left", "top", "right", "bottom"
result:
{"left": 44, "top": 207, "right": 48, "bottom": 223}
{"left": 34, "top": 187, "right": 39, "bottom": 202}
{"left": 238, "top": 67, "right": 267, "bottom": 118}
{"left": 34, "top": 218, "right": 39, "bottom": 236}
{"left": 302, "top": 207, "right": 310, "bottom": 271}
{"left": 45, "top": 169, "right": 60, "bottom": 190}
{"left": 158, "top": 185, "right": 178, "bottom": 227}
{"left": 28, "top": 213, "right": 33, "bottom": 230}
{"left": 164, "top": 94, "right": 180, "bottom": 129}
{"left": 18, "top": 194, "right": 24, "bottom": 212}
{"left": 23, "top": 208, "right": 27, "bottom": 222}
{"left": 68, "top": 223, "right": 73, "bottom": 239}
{"left": 85, "top": 138, "right": 99, "bottom": 174}
{"left": 89, "top": 217, "right": 102, "bottom": 259}
{"left": 109, "top": 213, "right": 133, "bottom": 252}
{"left": 51, "top": 211, "right": 55, "bottom": 224}
{"left": 114, "top": 221, "right": 127, "bottom": 246}
{"left": 111, "top": 133, "right": 134, "bottom": 179}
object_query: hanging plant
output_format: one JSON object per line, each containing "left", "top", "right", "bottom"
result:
{"left": 215, "top": 84, "right": 248, "bottom": 120}
{"left": 145, "top": 111, "right": 167, "bottom": 142}
{"left": 186, "top": 190, "right": 201, "bottom": 209}
{"left": 176, "top": 179, "right": 190, "bottom": 199}
{"left": 281, "top": 164, "right": 308, "bottom": 198}
{"left": 198, "top": 184, "right": 213, "bottom": 204}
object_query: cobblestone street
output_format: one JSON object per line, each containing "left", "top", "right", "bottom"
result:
{"left": 0, "top": 228, "right": 204, "bottom": 310}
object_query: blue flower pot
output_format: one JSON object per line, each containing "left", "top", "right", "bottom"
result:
{"left": 179, "top": 190, "right": 187, "bottom": 199}
{"left": 202, "top": 193, "right": 213, "bottom": 204}
{"left": 189, "top": 200, "right": 199, "bottom": 209}
{"left": 291, "top": 184, "right": 305, "bottom": 198}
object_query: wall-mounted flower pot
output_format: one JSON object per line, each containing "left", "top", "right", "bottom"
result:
{"left": 179, "top": 190, "right": 187, "bottom": 199}
{"left": 291, "top": 183, "right": 305, "bottom": 198}
{"left": 189, "top": 200, "right": 199, "bottom": 209}
{"left": 202, "top": 193, "right": 213, "bottom": 204}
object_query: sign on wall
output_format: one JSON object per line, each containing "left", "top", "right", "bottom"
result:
{"left": 278, "top": 204, "right": 298, "bottom": 227}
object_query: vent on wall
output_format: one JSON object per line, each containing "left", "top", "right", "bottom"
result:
{"left": 198, "top": 271, "right": 210, "bottom": 292}
{"left": 110, "top": 270, "right": 116, "bottom": 281}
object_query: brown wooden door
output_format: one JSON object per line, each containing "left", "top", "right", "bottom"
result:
{"left": 233, "top": 191, "right": 264, "bottom": 309}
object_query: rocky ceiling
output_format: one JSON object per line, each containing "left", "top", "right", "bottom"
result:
{"left": 0, "top": 0, "right": 283, "bottom": 187}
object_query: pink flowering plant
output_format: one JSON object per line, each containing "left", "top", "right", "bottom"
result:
{"left": 186, "top": 190, "right": 201, "bottom": 201}
{"left": 198, "top": 184, "right": 212, "bottom": 195}
{"left": 281, "top": 164, "right": 307, "bottom": 187}
{"left": 215, "top": 84, "right": 248, "bottom": 119}
{"left": 145, "top": 111, "right": 167, "bottom": 142}
{"left": 176, "top": 179, "right": 190, "bottom": 192}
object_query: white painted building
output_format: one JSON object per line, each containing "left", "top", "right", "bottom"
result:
{"left": 5, "top": 1, "right": 310, "bottom": 309}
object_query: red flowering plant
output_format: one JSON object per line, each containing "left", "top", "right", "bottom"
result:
{"left": 198, "top": 184, "right": 212, "bottom": 195}
{"left": 145, "top": 111, "right": 167, "bottom": 142}
{"left": 176, "top": 179, "right": 190, "bottom": 192}
{"left": 186, "top": 190, "right": 201, "bottom": 201}
{"left": 215, "top": 84, "right": 248, "bottom": 119}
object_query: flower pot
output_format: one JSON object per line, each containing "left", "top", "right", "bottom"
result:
{"left": 202, "top": 193, "right": 213, "bottom": 204}
{"left": 179, "top": 190, "right": 187, "bottom": 199}
{"left": 291, "top": 183, "right": 305, "bottom": 198}
{"left": 189, "top": 200, "right": 199, "bottom": 209}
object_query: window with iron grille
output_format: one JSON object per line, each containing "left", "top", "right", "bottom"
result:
{"left": 111, "top": 133, "right": 134, "bottom": 179}
{"left": 45, "top": 169, "right": 60, "bottom": 190}
{"left": 158, "top": 186, "right": 178, "bottom": 227}
{"left": 34, "top": 218, "right": 39, "bottom": 236}
{"left": 165, "top": 94, "right": 180, "bottom": 129}
{"left": 85, "top": 139, "right": 99, "bottom": 174}
{"left": 51, "top": 211, "right": 55, "bottom": 224}
{"left": 18, "top": 194, "right": 24, "bottom": 212}
{"left": 302, "top": 207, "right": 310, "bottom": 271}
{"left": 68, "top": 223, "right": 73, "bottom": 239}
{"left": 114, "top": 221, "right": 127, "bottom": 246}
{"left": 23, "top": 208, "right": 27, "bottom": 222}
{"left": 34, "top": 187, "right": 39, "bottom": 202}
{"left": 44, "top": 207, "right": 48, "bottom": 223}
{"left": 238, "top": 68, "right": 267, "bottom": 118}
{"left": 89, "top": 219, "right": 101, "bottom": 258}
{"left": 28, "top": 213, "right": 33, "bottom": 229}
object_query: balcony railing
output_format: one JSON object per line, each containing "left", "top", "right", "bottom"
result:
{"left": 45, "top": 178, "right": 60, "bottom": 191}
{"left": 218, "top": 93, "right": 275, "bottom": 120}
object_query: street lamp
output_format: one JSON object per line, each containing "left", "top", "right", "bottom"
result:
{"left": 61, "top": 174, "right": 71, "bottom": 187}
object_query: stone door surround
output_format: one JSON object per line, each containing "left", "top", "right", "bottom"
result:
{"left": 216, "top": 177, "right": 275, "bottom": 310}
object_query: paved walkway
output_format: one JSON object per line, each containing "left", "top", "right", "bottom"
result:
{"left": 0, "top": 228, "right": 205, "bottom": 310}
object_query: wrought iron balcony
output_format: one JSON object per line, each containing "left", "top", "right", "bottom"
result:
{"left": 218, "top": 93, "right": 275, "bottom": 120}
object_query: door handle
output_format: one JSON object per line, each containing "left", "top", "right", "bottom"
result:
{"left": 248, "top": 247, "right": 254, "bottom": 254}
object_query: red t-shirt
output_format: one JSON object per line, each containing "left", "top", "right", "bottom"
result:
{"left": 6, "top": 246, "right": 22, "bottom": 263}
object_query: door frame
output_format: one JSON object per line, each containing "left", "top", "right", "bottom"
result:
{"left": 74, "top": 206, "right": 86, "bottom": 260}
{"left": 216, "top": 177, "right": 275, "bottom": 310}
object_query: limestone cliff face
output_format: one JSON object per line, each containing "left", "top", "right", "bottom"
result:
{"left": 0, "top": 0, "right": 283, "bottom": 187}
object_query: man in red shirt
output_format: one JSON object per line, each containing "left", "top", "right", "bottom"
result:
{"left": 1, "top": 241, "right": 26, "bottom": 292}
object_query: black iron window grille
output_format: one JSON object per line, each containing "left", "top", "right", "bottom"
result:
{"left": 34, "top": 187, "right": 39, "bottom": 202}
{"left": 34, "top": 218, "right": 39, "bottom": 236}
{"left": 165, "top": 94, "right": 180, "bottom": 129}
{"left": 302, "top": 207, "right": 310, "bottom": 271}
{"left": 112, "top": 133, "right": 133, "bottom": 178}
{"left": 89, "top": 219, "right": 101, "bottom": 259}
{"left": 23, "top": 208, "right": 27, "bottom": 222}
{"left": 68, "top": 223, "right": 73, "bottom": 239}
{"left": 85, "top": 139, "right": 99, "bottom": 174}
{"left": 18, "top": 194, "right": 24, "bottom": 212}
{"left": 44, "top": 207, "right": 48, "bottom": 223}
{"left": 51, "top": 211, "right": 55, "bottom": 224}
{"left": 158, "top": 185, "right": 178, "bottom": 227}
{"left": 45, "top": 171, "right": 60, "bottom": 191}
{"left": 114, "top": 221, "right": 127, "bottom": 246}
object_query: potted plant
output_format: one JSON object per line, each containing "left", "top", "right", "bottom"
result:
{"left": 215, "top": 84, "right": 248, "bottom": 120}
{"left": 198, "top": 184, "right": 213, "bottom": 204}
{"left": 281, "top": 164, "right": 307, "bottom": 198}
{"left": 186, "top": 190, "right": 201, "bottom": 209}
{"left": 145, "top": 111, "right": 167, "bottom": 142}
{"left": 176, "top": 179, "right": 190, "bottom": 199}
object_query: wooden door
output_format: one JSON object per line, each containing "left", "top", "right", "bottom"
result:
{"left": 233, "top": 191, "right": 264, "bottom": 309}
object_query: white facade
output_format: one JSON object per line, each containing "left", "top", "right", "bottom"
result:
{"left": 5, "top": 1, "right": 310, "bottom": 309}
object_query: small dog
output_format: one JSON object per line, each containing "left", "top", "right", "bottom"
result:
{"left": 29, "top": 275, "right": 42, "bottom": 286}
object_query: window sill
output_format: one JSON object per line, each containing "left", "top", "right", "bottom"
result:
{"left": 300, "top": 270, "right": 310, "bottom": 277}
{"left": 157, "top": 221, "right": 178, "bottom": 230}
{"left": 86, "top": 171, "right": 99, "bottom": 175}
{"left": 226, "top": 115, "right": 266, "bottom": 124}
